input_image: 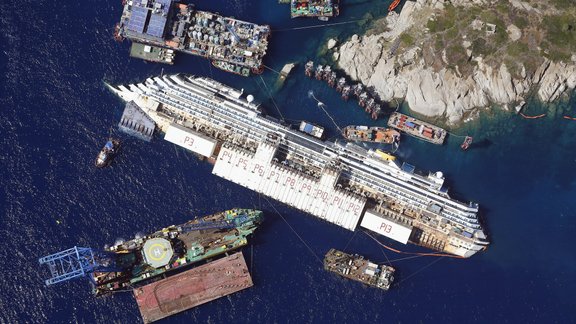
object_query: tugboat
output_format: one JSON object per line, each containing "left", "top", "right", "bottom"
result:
{"left": 328, "top": 72, "right": 337, "bottom": 87}
{"left": 323, "top": 65, "right": 332, "bottom": 81}
{"left": 371, "top": 104, "right": 381, "bottom": 120}
{"left": 365, "top": 98, "right": 375, "bottom": 113}
{"left": 353, "top": 84, "right": 363, "bottom": 97}
{"left": 95, "top": 138, "right": 120, "bottom": 168}
{"left": 341, "top": 85, "right": 351, "bottom": 101}
{"left": 305, "top": 61, "right": 314, "bottom": 77}
{"left": 461, "top": 136, "right": 473, "bottom": 150}
{"left": 358, "top": 92, "right": 368, "bottom": 107}
{"left": 315, "top": 65, "right": 324, "bottom": 80}
{"left": 336, "top": 78, "right": 346, "bottom": 92}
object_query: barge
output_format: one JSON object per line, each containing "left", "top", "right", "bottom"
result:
{"left": 134, "top": 252, "right": 252, "bottom": 323}
{"left": 116, "top": 0, "right": 270, "bottom": 75}
{"left": 342, "top": 126, "right": 400, "bottom": 144}
{"left": 324, "top": 249, "right": 395, "bottom": 290}
{"left": 129, "top": 43, "right": 174, "bottom": 65}
{"left": 387, "top": 112, "right": 447, "bottom": 144}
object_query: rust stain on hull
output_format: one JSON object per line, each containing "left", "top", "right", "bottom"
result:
{"left": 134, "top": 252, "right": 253, "bottom": 323}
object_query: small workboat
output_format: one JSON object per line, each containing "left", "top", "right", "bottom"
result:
{"left": 95, "top": 138, "right": 121, "bottom": 168}
{"left": 461, "top": 136, "right": 473, "bottom": 150}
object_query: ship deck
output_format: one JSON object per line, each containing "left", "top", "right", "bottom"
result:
{"left": 291, "top": 0, "right": 339, "bottom": 18}
{"left": 133, "top": 252, "right": 253, "bottom": 323}
{"left": 129, "top": 43, "right": 174, "bottom": 65}
{"left": 324, "top": 249, "right": 393, "bottom": 290}
{"left": 387, "top": 112, "right": 446, "bottom": 144}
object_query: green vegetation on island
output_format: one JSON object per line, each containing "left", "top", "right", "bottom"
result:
{"left": 394, "top": 1, "right": 576, "bottom": 79}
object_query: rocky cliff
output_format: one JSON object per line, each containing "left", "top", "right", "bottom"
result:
{"left": 332, "top": 0, "right": 576, "bottom": 123}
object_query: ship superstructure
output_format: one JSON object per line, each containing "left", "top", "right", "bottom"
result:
{"left": 116, "top": 0, "right": 270, "bottom": 74}
{"left": 107, "top": 74, "right": 489, "bottom": 257}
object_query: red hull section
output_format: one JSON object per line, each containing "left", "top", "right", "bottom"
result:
{"left": 134, "top": 252, "right": 253, "bottom": 323}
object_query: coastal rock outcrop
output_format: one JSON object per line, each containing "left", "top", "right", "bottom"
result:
{"left": 333, "top": 0, "right": 576, "bottom": 123}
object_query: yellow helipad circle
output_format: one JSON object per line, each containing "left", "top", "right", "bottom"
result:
{"left": 147, "top": 243, "right": 167, "bottom": 261}
{"left": 142, "top": 237, "right": 173, "bottom": 268}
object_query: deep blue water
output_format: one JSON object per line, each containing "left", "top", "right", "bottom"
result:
{"left": 1, "top": 0, "right": 575, "bottom": 323}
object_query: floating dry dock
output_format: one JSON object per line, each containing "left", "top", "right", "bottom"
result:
{"left": 134, "top": 252, "right": 253, "bottom": 323}
{"left": 108, "top": 74, "right": 489, "bottom": 258}
{"left": 387, "top": 112, "right": 447, "bottom": 144}
{"left": 116, "top": 0, "right": 270, "bottom": 75}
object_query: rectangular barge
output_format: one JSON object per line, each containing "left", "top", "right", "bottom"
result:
{"left": 387, "top": 112, "right": 447, "bottom": 144}
{"left": 324, "top": 249, "right": 395, "bottom": 290}
{"left": 129, "top": 43, "right": 174, "bottom": 64}
{"left": 134, "top": 252, "right": 253, "bottom": 323}
{"left": 117, "top": 0, "right": 270, "bottom": 74}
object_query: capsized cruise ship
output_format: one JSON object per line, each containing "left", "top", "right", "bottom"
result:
{"left": 107, "top": 74, "right": 489, "bottom": 258}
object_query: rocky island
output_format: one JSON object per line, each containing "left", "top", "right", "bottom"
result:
{"left": 330, "top": 0, "right": 576, "bottom": 123}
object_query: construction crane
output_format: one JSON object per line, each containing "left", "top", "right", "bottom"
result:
{"left": 217, "top": 17, "right": 241, "bottom": 44}
{"left": 38, "top": 247, "right": 115, "bottom": 286}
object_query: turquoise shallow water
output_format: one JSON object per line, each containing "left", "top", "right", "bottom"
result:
{"left": 1, "top": 0, "right": 575, "bottom": 322}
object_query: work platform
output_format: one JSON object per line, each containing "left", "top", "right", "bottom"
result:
{"left": 133, "top": 252, "right": 253, "bottom": 323}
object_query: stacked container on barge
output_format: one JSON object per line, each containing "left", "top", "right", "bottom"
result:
{"left": 116, "top": 0, "right": 270, "bottom": 75}
{"left": 387, "top": 112, "right": 447, "bottom": 144}
{"left": 342, "top": 126, "right": 400, "bottom": 144}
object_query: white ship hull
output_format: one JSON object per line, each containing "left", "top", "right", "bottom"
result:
{"left": 107, "top": 74, "right": 489, "bottom": 257}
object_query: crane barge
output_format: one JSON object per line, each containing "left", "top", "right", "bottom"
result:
{"left": 38, "top": 208, "right": 263, "bottom": 296}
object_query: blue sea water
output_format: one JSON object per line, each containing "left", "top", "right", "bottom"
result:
{"left": 1, "top": 0, "right": 575, "bottom": 323}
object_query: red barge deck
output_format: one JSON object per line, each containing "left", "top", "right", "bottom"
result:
{"left": 133, "top": 252, "right": 253, "bottom": 323}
